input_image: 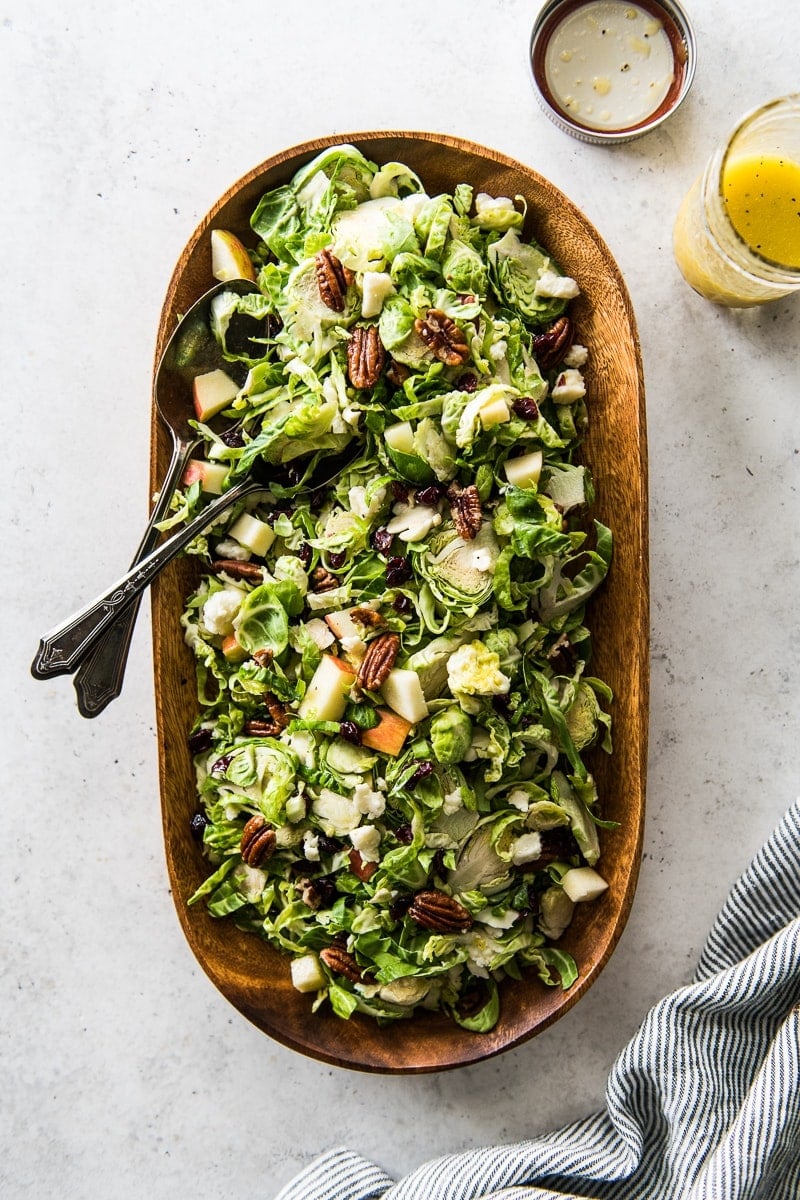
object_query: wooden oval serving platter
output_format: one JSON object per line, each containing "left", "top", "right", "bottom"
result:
{"left": 151, "top": 131, "right": 648, "bottom": 1073}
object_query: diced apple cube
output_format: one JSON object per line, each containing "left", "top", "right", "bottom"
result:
{"left": 504, "top": 450, "right": 543, "bottom": 490}
{"left": 182, "top": 458, "right": 229, "bottom": 495}
{"left": 324, "top": 608, "right": 363, "bottom": 644}
{"left": 479, "top": 396, "right": 511, "bottom": 429}
{"left": 221, "top": 633, "right": 248, "bottom": 662}
{"left": 290, "top": 953, "right": 327, "bottom": 993}
{"left": 380, "top": 668, "right": 428, "bottom": 725}
{"left": 298, "top": 654, "right": 356, "bottom": 722}
{"left": 210, "top": 228, "right": 257, "bottom": 283}
{"left": 385, "top": 421, "right": 415, "bottom": 455}
{"left": 561, "top": 866, "right": 609, "bottom": 904}
{"left": 227, "top": 512, "right": 275, "bottom": 558}
{"left": 192, "top": 368, "right": 240, "bottom": 422}
{"left": 361, "top": 707, "right": 413, "bottom": 756}
{"left": 361, "top": 271, "right": 395, "bottom": 318}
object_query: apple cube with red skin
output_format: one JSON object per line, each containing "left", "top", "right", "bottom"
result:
{"left": 349, "top": 848, "right": 378, "bottom": 881}
{"left": 361, "top": 708, "right": 413, "bottom": 757}
{"left": 221, "top": 633, "right": 248, "bottom": 663}
{"left": 182, "top": 458, "right": 229, "bottom": 495}
{"left": 210, "top": 229, "right": 257, "bottom": 283}
{"left": 192, "top": 368, "right": 239, "bottom": 422}
{"left": 298, "top": 654, "right": 356, "bottom": 722}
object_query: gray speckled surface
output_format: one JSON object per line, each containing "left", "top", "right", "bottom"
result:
{"left": 3, "top": 2, "right": 799, "bottom": 1196}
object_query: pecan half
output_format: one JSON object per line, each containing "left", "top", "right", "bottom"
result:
{"left": 252, "top": 648, "right": 274, "bottom": 668}
{"left": 347, "top": 325, "right": 386, "bottom": 389}
{"left": 385, "top": 357, "right": 410, "bottom": 388}
{"left": 315, "top": 249, "right": 352, "bottom": 312}
{"left": 264, "top": 693, "right": 290, "bottom": 727}
{"left": 243, "top": 718, "right": 282, "bottom": 737}
{"left": 533, "top": 315, "right": 573, "bottom": 372}
{"left": 349, "top": 606, "right": 384, "bottom": 628}
{"left": 240, "top": 815, "right": 277, "bottom": 867}
{"left": 311, "top": 566, "right": 340, "bottom": 593}
{"left": 210, "top": 559, "right": 264, "bottom": 581}
{"left": 320, "top": 944, "right": 371, "bottom": 983}
{"left": 448, "top": 483, "right": 482, "bottom": 541}
{"left": 356, "top": 631, "right": 400, "bottom": 691}
{"left": 408, "top": 889, "right": 473, "bottom": 932}
{"left": 414, "top": 309, "right": 470, "bottom": 366}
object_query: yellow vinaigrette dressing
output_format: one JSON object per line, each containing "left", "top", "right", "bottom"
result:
{"left": 723, "top": 154, "right": 800, "bottom": 268}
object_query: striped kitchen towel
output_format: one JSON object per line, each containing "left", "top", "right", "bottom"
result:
{"left": 275, "top": 798, "right": 800, "bottom": 1200}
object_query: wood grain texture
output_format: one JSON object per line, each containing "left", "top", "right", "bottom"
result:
{"left": 150, "top": 132, "right": 649, "bottom": 1073}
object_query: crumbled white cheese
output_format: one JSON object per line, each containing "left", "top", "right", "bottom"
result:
{"left": 534, "top": 270, "right": 580, "bottom": 300}
{"left": 303, "top": 618, "right": 336, "bottom": 650}
{"left": 350, "top": 824, "right": 381, "bottom": 863}
{"left": 551, "top": 368, "right": 586, "bottom": 404}
{"left": 302, "top": 831, "right": 320, "bottom": 862}
{"left": 352, "top": 781, "right": 386, "bottom": 819}
{"left": 442, "top": 787, "right": 464, "bottom": 816}
{"left": 339, "top": 634, "right": 367, "bottom": 661}
{"left": 563, "top": 343, "right": 589, "bottom": 368}
{"left": 386, "top": 503, "right": 442, "bottom": 543}
{"left": 213, "top": 538, "right": 251, "bottom": 562}
{"left": 508, "top": 788, "right": 531, "bottom": 813}
{"left": 201, "top": 586, "right": 244, "bottom": 636}
{"left": 510, "top": 831, "right": 544, "bottom": 866}
{"left": 312, "top": 788, "right": 361, "bottom": 835}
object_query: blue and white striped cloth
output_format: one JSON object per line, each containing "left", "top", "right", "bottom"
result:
{"left": 276, "top": 799, "right": 800, "bottom": 1200}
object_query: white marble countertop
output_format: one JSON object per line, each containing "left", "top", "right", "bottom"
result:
{"left": 4, "top": 1, "right": 799, "bottom": 1195}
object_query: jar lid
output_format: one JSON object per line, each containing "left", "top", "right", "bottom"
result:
{"left": 530, "top": 0, "right": 696, "bottom": 144}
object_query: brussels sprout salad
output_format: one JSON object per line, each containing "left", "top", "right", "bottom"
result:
{"left": 176, "top": 144, "right": 614, "bottom": 1032}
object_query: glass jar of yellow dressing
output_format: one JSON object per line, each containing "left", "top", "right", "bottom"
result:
{"left": 674, "top": 95, "right": 800, "bottom": 306}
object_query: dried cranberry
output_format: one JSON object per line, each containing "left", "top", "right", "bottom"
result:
{"left": 328, "top": 550, "right": 346, "bottom": 570}
{"left": 431, "top": 848, "right": 446, "bottom": 878}
{"left": 456, "top": 372, "right": 478, "bottom": 392}
{"left": 513, "top": 396, "right": 540, "bottom": 420}
{"left": 316, "top": 834, "right": 342, "bottom": 856}
{"left": 266, "top": 506, "right": 292, "bottom": 525}
{"left": 408, "top": 760, "right": 434, "bottom": 787}
{"left": 389, "top": 892, "right": 414, "bottom": 922}
{"left": 395, "top": 824, "right": 414, "bottom": 845}
{"left": 492, "top": 693, "right": 512, "bottom": 715}
{"left": 220, "top": 426, "right": 245, "bottom": 448}
{"left": 264, "top": 313, "right": 283, "bottom": 339}
{"left": 391, "top": 480, "right": 410, "bottom": 504}
{"left": 312, "top": 874, "right": 338, "bottom": 908}
{"left": 416, "top": 484, "right": 444, "bottom": 507}
{"left": 386, "top": 555, "right": 411, "bottom": 586}
{"left": 210, "top": 752, "right": 234, "bottom": 776}
{"left": 339, "top": 720, "right": 362, "bottom": 745}
{"left": 392, "top": 594, "right": 412, "bottom": 614}
{"left": 298, "top": 542, "right": 312, "bottom": 567}
{"left": 189, "top": 812, "right": 209, "bottom": 841}
{"left": 187, "top": 726, "right": 213, "bottom": 754}
{"left": 372, "top": 527, "right": 394, "bottom": 556}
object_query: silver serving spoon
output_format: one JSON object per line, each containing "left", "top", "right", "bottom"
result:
{"left": 35, "top": 277, "right": 261, "bottom": 707}
{"left": 30, "top": 446, "right": 356, "bottom": 685}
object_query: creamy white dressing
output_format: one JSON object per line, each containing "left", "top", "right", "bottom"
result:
{"left": 544, "top": 2, "right": 674, "bottom": 131}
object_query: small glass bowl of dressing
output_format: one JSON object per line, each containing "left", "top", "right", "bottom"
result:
{"left": 530, "top": 0, "right": 696, "bottom": 144}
